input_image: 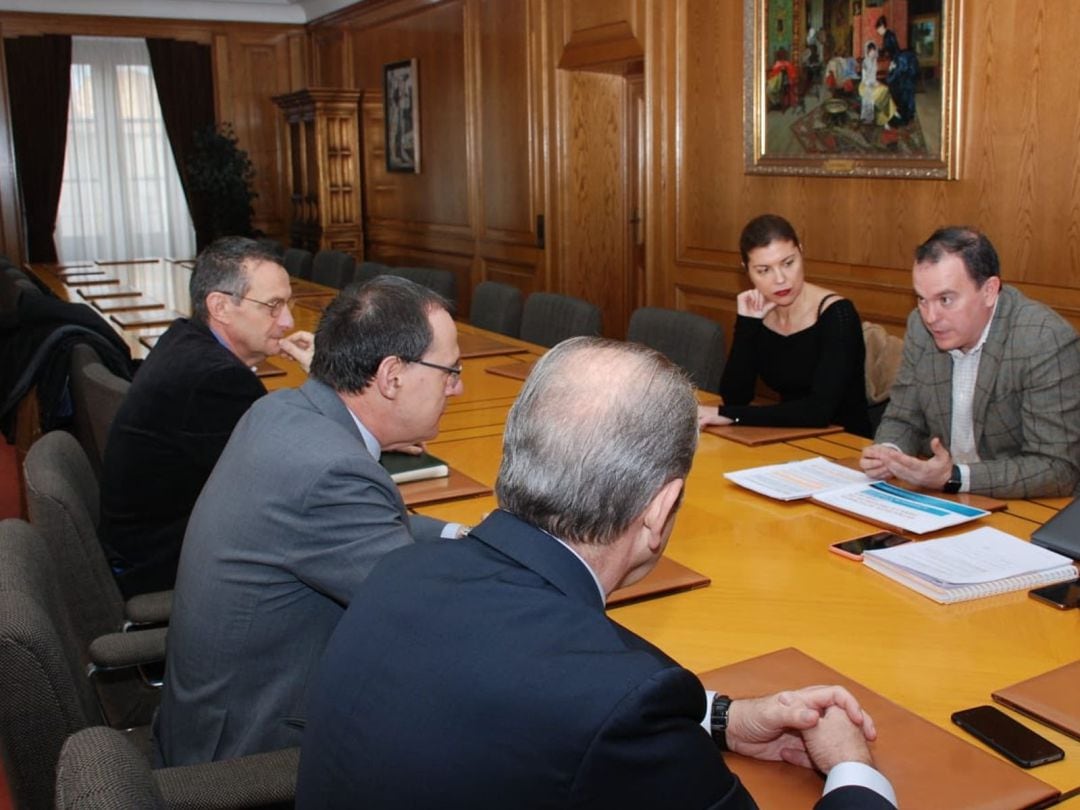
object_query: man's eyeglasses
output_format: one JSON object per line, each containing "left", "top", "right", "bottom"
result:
{"left": 215, "top": 291, "right": 290, "bottom": 318}
{"left": 410, "top": 358, "right": 463, "bottom": 380}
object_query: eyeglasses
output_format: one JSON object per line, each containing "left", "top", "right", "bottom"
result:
{"left": 215, "top": 291, "right": 290, "bottom": 318}
{"left": 410, "top": 358, "right": 463, "bottom": 381}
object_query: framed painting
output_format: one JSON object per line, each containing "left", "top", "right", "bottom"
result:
{"left": 384, "top": 58, "right": 420, "bottom": 173}
{"left": 744, "top": 0, "right": 960, "bottom": 178}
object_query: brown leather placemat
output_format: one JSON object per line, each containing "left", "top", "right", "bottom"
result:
{"left": 457, "top": 331, "right": 523, "bottom": 359}
{"left": 254, "top": 360, "right": 287, "bottom": 379}
{"left": 699, "top": 648, "right": 1059, "bottom": 810}
{"left": 55, "top": 269, "right": 106, "bottom": 279}
{"left": 68, "top": 277, "right": 120, "bottom": 288}
{"left": 77, "top": 285, "right": 140, "bottom": 300}
{"left": 111, "top": 309, "right": 182, "bottom": 329}
{"left": 607, "top": 556, "right": 710, "bottom": 607}
{"left": 93, "top": 297, "right": 164, "bottom": 313}
{"left": 484, "top": 360, "right": 536, "bottom": 381}
{"left": 399, "top": 466, "right": 491, "bottom": 507}
{"left": 138, "top": 333, "right": 166, "bottom": 350}
{"left": 994, "top": 660, "right": 1080, "bottom": 742}
{"left": 704, "top": 423, "right": 844, "bottom": 446}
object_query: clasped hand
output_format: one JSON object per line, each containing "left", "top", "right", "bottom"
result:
{"left": 726, "top": 685, "right": 876, "bottom": 773}
{"left": 860, "top": 436, "right": 953, "bottom": 490}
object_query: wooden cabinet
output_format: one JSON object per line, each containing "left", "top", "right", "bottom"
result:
{"left": 272, "top": 88, "right": 363, "bottom": 257}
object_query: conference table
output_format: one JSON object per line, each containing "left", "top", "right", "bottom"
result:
{"left": 28, "top": 257, "right": 1080, "bottom": 804}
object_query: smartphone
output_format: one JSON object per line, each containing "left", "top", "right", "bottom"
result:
{"left": 829, "top": 531, "right": 911, "bottom": 561}
{"left": 951, "top": 705, "right": 1065, "bottom": 768}
{"left": 1029, "top": 580, "right": 1080, "bottom": 610}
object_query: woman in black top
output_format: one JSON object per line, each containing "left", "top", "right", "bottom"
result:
{"left": 698, "top": 214, "right": 872, "bottom": 437}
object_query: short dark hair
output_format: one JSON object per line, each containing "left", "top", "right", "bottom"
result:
{"left": 875, "top": 15, "right": 888, "bottom": 29}
{"left": 310, "top": 275, "right": 452, "bottom": 394}
{"left": 189, "top": 236, "right": 282, "bottom": 322}
{"left": 739, "top": 214, "right": 801, "bottom": 266}
{"left": 914, "top": 226, "right": 1001, "bottom": 287}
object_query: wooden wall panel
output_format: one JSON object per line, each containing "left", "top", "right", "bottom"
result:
{"left": 556, "top": 70, "right": 628, "bottom": 335}
{"left": 0, "top": 33, "right": 22, "bottom": 264}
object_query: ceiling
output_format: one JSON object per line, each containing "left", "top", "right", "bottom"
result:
{"left": 0, "top": 0, "right": 359, "bottom": 24}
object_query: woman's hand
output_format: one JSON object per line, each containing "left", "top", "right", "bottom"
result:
{"left": 736, "top": 289, "right": 778, "bottom": 319}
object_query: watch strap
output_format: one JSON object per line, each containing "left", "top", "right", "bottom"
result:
{"left": 710, "top": 693, "right": 732, "bottom": 750}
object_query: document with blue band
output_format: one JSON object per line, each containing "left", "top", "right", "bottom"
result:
{"left": 725, "top": 457, "right": 989, "bottom": 534}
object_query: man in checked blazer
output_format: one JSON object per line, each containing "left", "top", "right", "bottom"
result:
{"left": 861, "top": 226, "right": 1080, "bottom": 498}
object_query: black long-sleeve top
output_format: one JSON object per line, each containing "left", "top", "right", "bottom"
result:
{"left": 718, "top": 298, "right": 872, "bottom": 437}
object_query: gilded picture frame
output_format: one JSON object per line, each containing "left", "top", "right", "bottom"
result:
{"left": 744, "top": 0, "right": 960, "bottom": 179}
{"left": 384, "top": 59, "right": 420, "bottom": 173}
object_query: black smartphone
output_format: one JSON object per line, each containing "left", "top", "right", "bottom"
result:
{"left": 829, "top": 531, "right": 911, "bottom": 561}
{"left": 951, "top": 705, "right": 1065, "bottom": 768}
{"left": 1029, "top": 581, "right": 1080, "bottom": 610}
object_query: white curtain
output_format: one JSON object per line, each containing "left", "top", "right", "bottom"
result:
{"left": 55, "top": 37, "right": 196, "bottom": 262}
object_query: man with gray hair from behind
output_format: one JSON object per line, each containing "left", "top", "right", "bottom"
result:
{"left": 297, "top": 337, "right": 897, "bottom": 810}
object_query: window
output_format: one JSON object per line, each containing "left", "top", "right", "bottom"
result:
{"left": 56, "top": 37, "right": 196, "bottom": 262}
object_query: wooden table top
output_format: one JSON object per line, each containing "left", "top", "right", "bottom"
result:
{"left": 30, "top": 258, "right": 1080, "bottom": 796}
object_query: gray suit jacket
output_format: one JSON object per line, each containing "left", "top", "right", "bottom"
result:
{"left": 155, "top": 378, "right": 445, "bottom": 766}
{"left": 875, "top": 285, "right": 1080, "bottom": 498}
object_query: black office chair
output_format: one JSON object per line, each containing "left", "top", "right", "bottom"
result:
{"left": 519, "top": 292, "right": 601, "bottom": 348}
{"left": 311, "top": 250, "right": 355, "bottom": 289}
{"left": 627, "top": 307, "right": 726, "bottom": 393}
{"left": 470, "top": 281, "right": 523, "bottom": 338}
{"left": 384, "top": 266, "right": 457, "bottom": 306}
{"left": 282, "top": 248, "right": 313, "bottom": 280}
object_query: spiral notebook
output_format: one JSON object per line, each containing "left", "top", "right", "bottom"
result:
{"left": 862, "top": 527, "right": 1078, "bottom": 604}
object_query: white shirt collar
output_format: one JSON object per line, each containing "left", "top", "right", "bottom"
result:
{"left": 546, "top": 531, "right": 607, "bottom": 604}
{"left": 345, "top": 408, "right": 382, "bottom": 461}
{"left": 948, "top": 299, "right": 999, "bottom": 359}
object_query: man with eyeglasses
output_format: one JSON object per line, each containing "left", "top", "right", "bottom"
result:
{"left": 156, "top": 275, "right": 467, "bottom": 766}
{"left": 99, "top": 236, "right": 312, "bottom": 598}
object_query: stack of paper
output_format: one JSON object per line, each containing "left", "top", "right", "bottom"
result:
{"left": 862, "top": 527, "right": 1079, "bottom": 604}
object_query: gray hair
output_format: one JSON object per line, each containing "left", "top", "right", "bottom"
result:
{"left": 189, "top": 236, "right": 282, "bottom": 322}
{"left": 495, "top": 337, "right": 698, "bottom": 546}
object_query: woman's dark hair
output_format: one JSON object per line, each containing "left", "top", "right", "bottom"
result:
{"left": 739, "top": 214, "right": 801, "bottom": 266}
{"left": 875, "top": 15, "right": 888, "bottom": 29}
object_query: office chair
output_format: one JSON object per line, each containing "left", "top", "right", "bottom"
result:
{"left": 311, "top": 250, "right": 355, "bottom": 289}
{"left": 627, "top": 307, "right": 726, "bottom": 394}
{"left": 519, "top": 292, "right": 601, "bottom": 348}
{"left": 470, "top": 281, "right": 523, "bottom": 338}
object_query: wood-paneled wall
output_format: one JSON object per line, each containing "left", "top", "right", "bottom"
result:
{"left": 0, "top": 12, "right": 306, "bottom": 262}
{"left": 312, "top": 0, "right": 1080, "bottom": 340}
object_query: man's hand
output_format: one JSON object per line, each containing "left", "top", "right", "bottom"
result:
{"left": 802, "top": 705, "right": 875, "bottom": 773}
{"left": 736, "top": 289, "right": 778, "bottom": 319}
{"left": 698, "top": 404, "right": 733, "bottom": 429}
{"left": 279, "top": 330, "right": 315, "bottom": 372}
{"left": 726, "top": 686, "right": 876, "bottom": 769}
{"left": 860, "top": 437, "right": 953, "bottom": 490}
{"left": 384, "top": 441, "right": 425, "bottom": 456}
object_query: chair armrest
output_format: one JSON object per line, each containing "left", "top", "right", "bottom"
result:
{"left": 154, "top": 746, "right": 300, "bottom": 808}
{"left": 124, "top": 589, "right": 173, "bottom": 626}
{"left": 88, "top": 626, "right": 167, "bottom": 671}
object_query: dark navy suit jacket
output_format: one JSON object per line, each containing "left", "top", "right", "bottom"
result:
{"left": 297, "top": 510, "right": 893, "bottom": 809}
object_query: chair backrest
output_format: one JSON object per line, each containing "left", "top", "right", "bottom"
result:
{"left": 0, "top": 519, "right": 103, "bottom": 810}
{"left": 23, "top": 430, "right": 126, "bottom": 646}
{"left": 68, "top": 344, "right": 131, "bottom": 479}
{"left": 311, "top": 250, "right": 355, "bottom": 289}
{"left": 519, "top": 292, "right": 602, "bottom": 348}
{"left": 56, "top": 726, "right": 164, "bottom": 810}
{"left": 862, "top": 321, "right": 904, "bottom": 405}
{"left": 384, "top": 266, "right": 457, "bottom": 305}
{"left": 282, "top": 248, "right": 313, "bottom": 280}
{"left": 470, "top": 281, "right": 523, "bottom": 338}
{"left": 627, "top": 307, "right": 726, "bottom": 393}
{"left": 255, "top": 237, "right": 285, "bottom": 259}
{"left": 355, "top": 261, "right": 386, "bottom": 285}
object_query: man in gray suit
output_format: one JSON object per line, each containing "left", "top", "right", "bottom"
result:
{"left": 861, "top": 226, "right": 1080, "bottom": 498}
{"left": 155, "top": 276, "right": 466, "bottom": 765}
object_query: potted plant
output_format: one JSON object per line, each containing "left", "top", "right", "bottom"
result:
{"left": 186, "top": 123, "right": 258, "bottom": 248}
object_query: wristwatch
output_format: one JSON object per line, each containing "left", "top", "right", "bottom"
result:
{"left": 710, "top": 693, "right": 732, "bottom": 750}
{"left": 943, "top": 464, "right": 961, "bottom": 494}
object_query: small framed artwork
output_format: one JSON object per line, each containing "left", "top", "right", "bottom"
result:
{"left": 744, "top": 0, "right": 960, "bottom": 179}
{"left": 383, "top": 58, "right": 420, "bottom": 173}
{"left": 911, "top": 13, "right": 940, "bottom": 67}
